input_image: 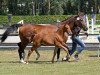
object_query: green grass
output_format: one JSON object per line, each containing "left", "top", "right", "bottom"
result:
{"left": 0, "top": 50, "right": 100, "bottom": 75}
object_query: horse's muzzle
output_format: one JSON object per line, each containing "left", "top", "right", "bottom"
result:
{"left": 84, "top": 27, "right": 88, "bottom": 31}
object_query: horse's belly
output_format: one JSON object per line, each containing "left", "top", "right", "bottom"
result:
{"left": 42, "top": 38, "right": 54, "bottom": 46}
{"left": 41, "top": 42, "right": 54, "bottom": 46}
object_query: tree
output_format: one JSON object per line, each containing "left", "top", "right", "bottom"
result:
{"left": 50, "top": 0, "right": 64, "bottom": 15}
{"left": 0, "top": 0, "right": 8, "bottom": 15}
{"left": 0, "top": 0, "right": 100, "bottom": 15}
{"left": 8, "top": 0, "right": 18, "bottom": 15}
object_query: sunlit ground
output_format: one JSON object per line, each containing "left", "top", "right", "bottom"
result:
{"left": 0, "top": 49, "right": 100, "bottom": 75}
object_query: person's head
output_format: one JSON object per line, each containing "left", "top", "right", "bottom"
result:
{"left": 74, "top": 12, "right": 88, "bottom": 31}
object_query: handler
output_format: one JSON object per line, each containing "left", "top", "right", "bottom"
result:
{"left": 63, "top": 26, "right": 88, "bottom": 61}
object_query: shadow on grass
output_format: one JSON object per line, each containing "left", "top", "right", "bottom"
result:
{"left": 0, "top": 59, "right": 78, "bottom": 64}
{"left": 0, "top": 60, "right": 54, "bottom": 64}
{"left": 30, "top": 60, "right": 52, "bottom": 64}
{"left": 29, "top": 60, "right": 78, "bottom": 64}
{"left": 88, "top": 55, "right": 99, "bottom": 57}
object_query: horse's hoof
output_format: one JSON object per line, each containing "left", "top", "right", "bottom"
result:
{"left": 25, "top": 62, "right": 29, "bottom": 64}
{"left": 23, "top": 61, "right": 29, "bottom": 64}
{"left": 62, "top": 57, "right": 67, "bottom": 61}
{"left": 20, "top": 61, "right": 26, "bottom": 64}
{"left": 36, "top": 58, "right": 39, "bottom": 60}
{"left": 62, "top": 57, "right": 70, "bottom": 62}
{"left": 51, "top": 61, "right": 54, "bottom": 63}
{"left": 20, "top": 59, "right": 26, "bottom": 63}
{"left": 36, "top": 55, "right": 40, "bottom": 60}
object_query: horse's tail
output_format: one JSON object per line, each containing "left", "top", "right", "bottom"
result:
{"left": 1, "top": 24, "right": 23, "bottom": 43}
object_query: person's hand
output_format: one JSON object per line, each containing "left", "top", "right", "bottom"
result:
{"left": 85, "top": 32, "right": 88, "bottom": 37}
{"left": 70, "top": 36, "right": 72, "bottom": 39}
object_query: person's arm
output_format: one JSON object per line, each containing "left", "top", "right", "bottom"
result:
{"left": 80, "top": 30, "right": 88, "bottom": 37}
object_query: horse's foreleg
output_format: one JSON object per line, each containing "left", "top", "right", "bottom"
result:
{"left": 62, "top": 43, "right": 70, "bottom": 61}
{"left": 35, "top": 50, "right": 40, "bottom": 60}
{"left": 62, "top": 42, "right": 70, "bottom": 53}
{"left": 57, "top": 43, "right": 70, "bottom": 61}
{"left": 52, "top": 47, "right": 57, "bottom": 63}
{"left": 62, "top": 47, "right": 70, "bottom": 61}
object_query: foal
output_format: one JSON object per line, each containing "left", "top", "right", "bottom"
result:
{"left": 25, "top": 24, "right": 72, "bottom": 64}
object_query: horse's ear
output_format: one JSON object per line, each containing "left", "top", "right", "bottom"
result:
{"left": 65, "top": 24, "right": 69, "bottom": 29}
{"left": 77, "top": 12, "right": 84, "bottom": 17}
{"left": 77, "top": 12, "right": 85, "bottom": 19}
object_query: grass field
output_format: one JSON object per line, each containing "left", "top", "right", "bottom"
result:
{"left": 0, "top": 49, "right": 100, "bottom": 75}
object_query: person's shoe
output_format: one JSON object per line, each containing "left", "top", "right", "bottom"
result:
{"left": 74, "top": 54, "right": 79, "bottom": 61}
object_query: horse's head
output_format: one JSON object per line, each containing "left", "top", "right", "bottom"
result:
{"left": 74, "top": 12, "right": 88, "bottom": 31}
{"left": 64, "top": 24, "right": 72, "bottom": 35}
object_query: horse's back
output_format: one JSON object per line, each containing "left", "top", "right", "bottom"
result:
{"left": 19, "top": 24, "right": 58, "bottom": 34}
{"left": 18, "top": 24, "right": 58, "bottom": 42}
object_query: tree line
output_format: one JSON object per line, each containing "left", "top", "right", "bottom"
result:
{"left": 0, "top": 0, "right": 100, "bottom": 15}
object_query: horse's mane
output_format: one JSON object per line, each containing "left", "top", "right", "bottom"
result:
{"left": 55, "top": 15, "right": 78, "bottom": 26}
{"left": 61, "top": 15, "right": 78, "bottom": 23}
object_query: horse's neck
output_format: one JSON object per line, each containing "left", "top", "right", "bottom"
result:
{"left": 55, "top": 16, "right": 76, "bottom": 31}
{"left": 66, "top": 21, "right": 74, "bottom": 30}
{"left": 58, "top": 21, "right": 66, "bottom": 26}
{"left": 56, "top": 26, "right": 65, "bottom": 37}
{"left": 61, "top": 16, "right": 76, "bottom": 30}
{"left": 68, "top": 24, "right": 74, "bottom": 31}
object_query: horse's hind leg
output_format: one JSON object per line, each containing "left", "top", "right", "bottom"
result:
{"left": 18, "top": 42, "right": 25, "bottom": 63}
{"left": 35, "top": 50, "right": 40, "bottom": 60}
{"left": 25, "top": 46, "right": 36, "bottom": 64}
{"left": 17, "top": 42, "right": 28, "bottom": 63}
{"left": 52, "top": 47, "right": 58, "bottom": 63}
{"left": 57, "top": 48, "right": 61, "bottom": 62}
{"left": 18, "top": 42, "right": 24, "bottom": 60}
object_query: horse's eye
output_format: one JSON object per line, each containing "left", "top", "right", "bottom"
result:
{"left": 80, "top": 19, "right": 83, "bottom": 21}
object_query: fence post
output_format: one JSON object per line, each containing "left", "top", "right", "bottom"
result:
{"left": 8, "top": 14, "right": 12, "bottom": 25}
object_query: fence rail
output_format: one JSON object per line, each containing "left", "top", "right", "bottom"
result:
{"left": 0, "top": 34, "right": 99, "bottom": 50}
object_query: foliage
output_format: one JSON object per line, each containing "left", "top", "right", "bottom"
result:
{"left": 0, "top": 0, "right": 100, "bottom": 15}
{"left": 50, "top": 1, "right": 64, "bottom": 15}
{"left": 0, "top": 15, "right": 71, "bottom": 26}
{"left": 0, "top": 14, "right": 100, "bottom": 26}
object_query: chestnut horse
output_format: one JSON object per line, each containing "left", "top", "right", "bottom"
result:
{"left": 25, "top": 24, "right": 72, "bottom": 63}
{"left": 1, "top": 12, "right": 88, "bottom": 63}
